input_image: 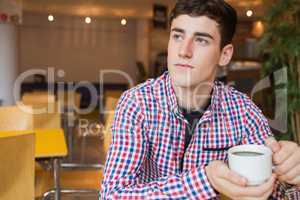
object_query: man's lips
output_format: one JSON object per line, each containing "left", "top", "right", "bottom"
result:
{"left": 174, "top": 63, "right": 194, "bottom": 69}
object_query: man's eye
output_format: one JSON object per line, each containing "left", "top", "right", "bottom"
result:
{"left": 195, "top": 38, "right": 208, "bottom": 45}
{"left": 172, "top": 34, "right": 183, "bottom": 41}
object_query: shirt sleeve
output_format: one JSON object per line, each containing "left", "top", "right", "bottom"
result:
{"left": 99, "top": 91, "right": 217, "bottom": 200}
{"left": 241, "top": 97, "right": 273, "bottom": 145}
{"left": 242, "top": 98, "right": 300, "bottom": 200}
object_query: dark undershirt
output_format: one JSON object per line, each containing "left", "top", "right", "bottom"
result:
{"left": 179, "top": 101, "right": 211, "bottom": 171}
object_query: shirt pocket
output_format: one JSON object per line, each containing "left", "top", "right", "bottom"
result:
{"left": 200, "top": 129, "right": 239, "bottom": 162}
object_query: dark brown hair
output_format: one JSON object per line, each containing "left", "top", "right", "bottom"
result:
{"left": 169, "top": 0, "right": 237, "bottom": 48}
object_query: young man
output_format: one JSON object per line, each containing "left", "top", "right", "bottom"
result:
{"left": 100, "top": 0, "right": 300, "bottom": 199}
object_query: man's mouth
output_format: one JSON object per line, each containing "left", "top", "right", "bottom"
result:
{"left": 174, "top": 63, "right": 195, "bottom": 69}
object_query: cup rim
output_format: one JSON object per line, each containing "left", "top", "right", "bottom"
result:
{"left": 228, "top": 144, "right": 272, "bottom": 157}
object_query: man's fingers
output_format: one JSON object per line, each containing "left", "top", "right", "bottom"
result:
{"left": 221, "top": 174, "right": 276, "bottom": 199}
{"left": 218, "top": 165, "right": 247, "bottom": 186}
{"left": 208, "top": 161, "right": 276, "bottom": 199}
{"left": 265, "top": 137, "right": 280, "bottom": 153}
{"left": 241, "top": 185, "right": 274, "bottom": 200}
{"left": 278, "top": 164, "right": 300, "bottom": 184}
{"left": 275, "top": 150, "right": 300, "bottom": 175}
{"left": 273, "top": 142, "right": 298, "bottom": 165}
{"left": 224, "top": 170, "right": 247, "bottom": 186}
{"left": 235, "top": 174, "right": 276, "bottom": 197}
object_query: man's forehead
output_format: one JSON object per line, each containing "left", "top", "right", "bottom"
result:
{"left": 170, "top": 14, "right": 219, "bottom": 37}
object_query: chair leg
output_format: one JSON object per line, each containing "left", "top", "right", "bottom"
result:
{"left": 41, "top": 189, "right": 54, "bottom": 200}
{"left": 53, "top": 158, "right": 61, "bottom": 200}
{"left": 41, "top": 189, "right": 99, "bottom": 200}
{"left": 37, "top": 159, "right": 61, "bottom": 200}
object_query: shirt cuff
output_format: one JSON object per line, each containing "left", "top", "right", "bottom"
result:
{"left": 284, "top": 184, "right": 300, "bottom": 199}
{"left": 275, "top": 181, "right": 300, "bottom": 199}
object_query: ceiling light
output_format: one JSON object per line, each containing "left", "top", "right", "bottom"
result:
{"left": 85, "top": 17, "right": 91, "bottom": 24}
{"left": 48, "top": 14, "right": 54, "bottom": 22}
{"left": 121, "top": 18, "right": 127, "bottom": 26}
{"left": 246, "top": 10, "right": 253, "bottom": 17}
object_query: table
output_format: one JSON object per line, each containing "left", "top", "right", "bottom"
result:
{"left": 0, "top": 128, "right": 67, "bottom": 157}
{"left": 0, "top": 128, "right": 67, "bottom": 200}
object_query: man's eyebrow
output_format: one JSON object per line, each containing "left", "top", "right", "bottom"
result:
{"left": 171, "top": 27, "right": 214, "bottom": 40}
{"left": 194, "top": 32, "right": 214, "bottom": 40}
{"left": 171, "top": 27, "right": 185, "bottom": 33}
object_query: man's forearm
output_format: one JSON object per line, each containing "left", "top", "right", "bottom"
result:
{"left": 100, "top": 166, "right": 217, "bottom": 200}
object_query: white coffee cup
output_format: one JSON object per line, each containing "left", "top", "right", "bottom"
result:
{"left": 228, "top": 144, "right": 273, "bottom": 186}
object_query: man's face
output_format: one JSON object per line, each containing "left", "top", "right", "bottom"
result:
{"left": 167, "top": 14, "right": 227, "bottom": 89}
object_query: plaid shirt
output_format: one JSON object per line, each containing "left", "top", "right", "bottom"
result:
{"left": 100, "top": 72, "right": 300, "bottom": 199}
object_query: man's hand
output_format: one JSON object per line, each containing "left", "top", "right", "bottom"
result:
{"left": 265, "top": 137, "right": 300, "bottom": 186}
{"left": 205, "top": 160, "right": 276, "bottom": 200}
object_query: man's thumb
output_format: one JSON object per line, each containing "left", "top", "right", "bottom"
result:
{"left": 265, "top": 137, "right": 280, "bottom": 153}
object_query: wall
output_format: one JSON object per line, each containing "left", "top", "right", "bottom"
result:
{"left": 0, "top": 24, "right": 18, "bottom": 105}
{"left": 136, "top": 19, "right": 150, "bottom": 74}
{"left": 19, "top": 12, "right": 137, "bottom": 84}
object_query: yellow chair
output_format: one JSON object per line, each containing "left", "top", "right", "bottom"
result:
{"left": 32, "top": 102, "right": 61, "bottom": 129}
{"left": 0, "top": 105, "right": 33, "bottom": 131}
{"left": 0, "top": 132, "right": 35, "bottom": 200}
{"left": 21, "top": 92, "right": 61, "bottom": 129}
{"left": 0, "top": 105, "right": 67, "bottom": 199}
{"left": 22, "top": 91, "right": 56, "bottom": 106}
{"left": 22, "top": 98, "right": 64, "bottom": 199}
{"left": 21, "top": 92, "right": 75, "bottom": 199}
{"left": 21, "top": 91, "right": 56, "bottom": 115}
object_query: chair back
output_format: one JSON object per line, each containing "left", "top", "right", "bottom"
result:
{"left": 22, "top": 91, "right": 55, "bottom": 106}
{"left": 0, "top": 106, "right": 33, "bottom": 131}
{"left": 0, "top": 132, "right": 35, "bottom": 200}
{"left": 28, "top": 101, "right": 61, "bottom": 129}
{"left": 21, "top": 92, "right": 61, "bottom": 129}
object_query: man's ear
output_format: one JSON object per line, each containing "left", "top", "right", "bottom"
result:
{"left": 218, "top": 44, "right": 234, "bottom": 66}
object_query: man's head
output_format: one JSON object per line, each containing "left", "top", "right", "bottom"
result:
{"left": 167, "top": 0, "right": 237, "bottom": 89}
{"left": 169, "top": 0, "right": 237, "bottom": 49}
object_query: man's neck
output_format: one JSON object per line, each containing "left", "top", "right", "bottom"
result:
{"left": 173, "top": 82, "right": 213, "bottom": 112}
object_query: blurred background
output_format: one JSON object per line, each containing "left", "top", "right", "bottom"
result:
{"left": 0, "top": 0, "right": 269, "bottom": 104}
{"left": 0, "top": 0, "right": 299, "bottom": 200}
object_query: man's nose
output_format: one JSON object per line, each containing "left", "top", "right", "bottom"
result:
{"left": 179, "top": 39, "right": 193, "bottom": 58}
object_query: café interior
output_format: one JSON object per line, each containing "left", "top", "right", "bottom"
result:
{"left": 0, "top": 0, "right": 299, "bottom": 199}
